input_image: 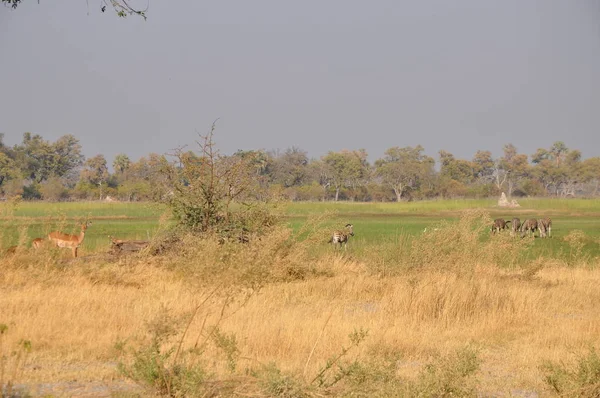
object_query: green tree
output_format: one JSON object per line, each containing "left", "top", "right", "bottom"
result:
{"left": 322, "top": 150, "right": 370, "bottom": 201}
{"left": 14, "top": 133, "right": 53, "bottom": 183}
{"left": 79, "top": 154, "right": 110, "bottom": 199}
{"left": 550, "top": 141, "right": 569, "bottom": 167}
{"left": 375, "top": 146, "right": 434, "bottom": 202}
{"left": 581, "top": 157, "right": 600, "bottom": 196}
{"left": 439, "top": 150, "right": 475, "bottom": 184}
{"left": 472, "top": 150, "right": 495, "bottom": 183}
{"left": 560, "top": 150, "right": 583, "bottom": 197}
{"left": 531, "top": 142, "right": 577, "bottom": 196}
{"left": 268, "top": 147, "right": 309, "bottom": 188}
{"left": 113, "top": 153, "right": 131, "bottom": 175}
{"left": 0, "top": 152, "right": 20, "bottom": 193}
{"left": 531, "top": 148, "right": 551, "bottom": 164}
{"left": 3, "top": 0, "right": 148, "bottom": 19}
{"left": 496, "top": 144, "right": 529, "bottom": 197}
{"left": 51, "top": 134, "right": 85, "bottom": 178}
{"left": 13, "top": 133, "right": 84, "bottom": 184}
{"left": 114, "top": 153, "right": 168, "bottom": 201}
{"left": 39, "top": 176, "right": 69, "bottom": 201}
{"left": 530, "top": 157, "right": 560, "bottom": 195}
{"left": 234, "top": 149, "right": 270, "bottom": 177}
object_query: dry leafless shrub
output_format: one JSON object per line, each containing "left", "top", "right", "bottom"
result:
{"left": 160, "top": 122, "right": 274, "bottom": 237}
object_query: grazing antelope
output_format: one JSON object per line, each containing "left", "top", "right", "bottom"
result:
{"left": 48, "top": 221, "right": 92, "bottom": 258}
{"left": 538, "top": 219, "right": 548, "bottom": 238}
{"left": 491, "top": 218, "right": 510, "bottom": 234}
{"left": 539, "top": 218, "right": 552, "bottom": 238}
{"left": 330, "top": 224, "right": 354, "bottom": 250}
{"left": 31, "top": 238, "right": 44, "bottom": 249}
{"left": 510, "top": 218, "right": 521, "bottom": 237}
{"left": 5, "top": 245, "right": 17, "bottom": 255}
{"left": 520, "top": 219, "right": 538, "bottom": 238}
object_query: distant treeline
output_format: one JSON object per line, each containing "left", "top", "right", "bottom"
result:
{"left": 1, "top": 132, "right": 598, "bottom": 202}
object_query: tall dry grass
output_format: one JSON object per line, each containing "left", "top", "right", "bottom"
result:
{"left": 0, "top": 211, "right": 599, "bottom": 396}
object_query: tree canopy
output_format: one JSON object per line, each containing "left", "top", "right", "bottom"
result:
{"left": 2, "top": 0, "right": 148, "bottom": 19}
{"left": 0, "top": 131, "right": 598, "bottom": 202}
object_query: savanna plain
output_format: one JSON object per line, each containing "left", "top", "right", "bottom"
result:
{"left": 1, "top": 198, "right": 600, "bottom": 397}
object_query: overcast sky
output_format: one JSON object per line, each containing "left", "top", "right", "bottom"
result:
{"left": 1, "top": 0, "right": 599, "bottom": 166}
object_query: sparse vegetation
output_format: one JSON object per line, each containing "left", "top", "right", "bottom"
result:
{"left": 0, "top": 324, "right": 32, "bottom": 398}
{"left": 541, "top": 347, "right": 600, "bottom": 397}
{"left": 409, "top": 346, "right": 480, "bottom": 397}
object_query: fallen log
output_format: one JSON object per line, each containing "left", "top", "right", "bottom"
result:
{"left": 109, "top": 236, "right": 150, "bottom": 254}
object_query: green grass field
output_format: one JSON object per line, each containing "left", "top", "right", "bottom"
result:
{"left": 1, "top": 199, "right": 599, "bottom": 261}
{"left": 0, "top": 201, "right": 166, "bottom": 252}
{"left": 283, "top": 200, "right": 600, "bottom": 263}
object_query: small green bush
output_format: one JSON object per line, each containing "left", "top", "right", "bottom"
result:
{"left": 257, "top": 363, "right": 311, "bottom": 398}
{"left": 409, "top": 345, "right": 480, "bottom": 397}
{"left": 541, "top": 347, "right": 600, "bottom": 397}
{"left": 0, "top": 324, "right": 32, "bottom": 398}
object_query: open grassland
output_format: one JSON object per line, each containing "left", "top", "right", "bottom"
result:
{"left": 0, "top": 201, "right": 165, "bottom": 253}
{"left": 2, "top": 199, "right": 600, "bottom": 257}
{"left": 1, "top": 199, "right": 600, "bottom": 396}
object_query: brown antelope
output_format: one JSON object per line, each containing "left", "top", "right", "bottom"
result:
{"left": 538, "top": 219, "right": 548, "bottom": 238}
{"left": 5, "top": 245, "right": 17, "bottom": 255}
{"left": 491, "top": 218, "right": 510, "bottom": 234}
{"left": 31, "top": 238, "right": 44, "bottom": 249}
{"left": 48, "top": 221, "right": 92, "bottom": 258}
{"left": 510, "top": 218, "right": 521, "bottom": 237}
{"left": 108, "top": 235, "right": 126, "bottom": 245}
{"left": 330, "top": 224, "right": 354, "bottom": 250}
{"left": 539, "top": 218, "right": 552, "bottom": 238}
{"left": 520, "top": 219, "right": 538, "bottom": 238}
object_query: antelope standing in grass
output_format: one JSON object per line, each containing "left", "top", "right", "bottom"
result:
{"left": 539, "top": 218, "right": 552, "bottom": 238}
{"left": 491, "top": 218, "right": 510, "bottom": 234}
{"left": 330, "top": 224, "right": 354, "bottom": 250}
{"left": 48, "top": 221, "right": 92, "bottom": 258}
{"left": 538, "top": 219, "right": 548, "bottom": 238}
{"left": 510, "top": 218, "right": 521, "bottom": 237}
{"left": 520, "top": 219, "right": 538, "bottom": 238}
{"left": 5, "top": 246, "right": 17, "bottom": 256}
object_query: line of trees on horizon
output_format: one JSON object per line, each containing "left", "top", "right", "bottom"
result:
{"left": 1, "top": 132, "right": 599, "bottom": 202}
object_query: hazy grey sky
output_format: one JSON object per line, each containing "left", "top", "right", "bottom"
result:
{"left": 1, "top": 0, "right": 599, "bottom": 165}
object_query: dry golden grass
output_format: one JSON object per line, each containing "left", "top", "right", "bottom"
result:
{"left": 1, "top": 213, "right": 599, "bottom": 396}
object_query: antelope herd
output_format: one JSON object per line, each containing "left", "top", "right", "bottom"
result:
{"left": 491, "top": 217, "right": 553, "bottom": 238}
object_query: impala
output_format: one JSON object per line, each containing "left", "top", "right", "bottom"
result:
{"left": 330, "top": 224, "right": 354, "bottom": 250}
{"left": 48, "top": 221, "right": 92, "bottom": 258}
